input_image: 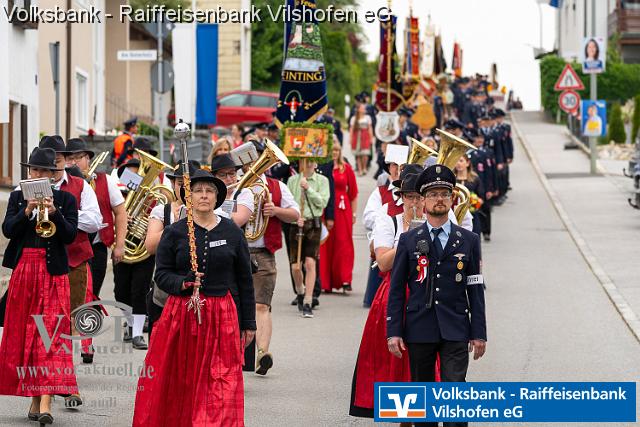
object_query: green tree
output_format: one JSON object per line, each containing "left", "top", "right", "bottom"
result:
{"left": 632, "top": 94, "right": 640, "bottom": 143}
{"left": 608, "top": 102, "right": 626, "bottom": 143}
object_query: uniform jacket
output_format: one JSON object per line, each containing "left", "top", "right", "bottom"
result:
{"left": 2, "top": 189, "right": 78, "bottom": 275}
{"left": 386, "top": 221, "right": 486, "bottom": 343}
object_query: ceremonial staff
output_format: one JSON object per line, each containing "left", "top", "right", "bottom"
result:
{"left": 174, "top": 119, "right": 204, "bottom": 324}
{"left": 295, "top": 159, "right": 306, "bottom": 267}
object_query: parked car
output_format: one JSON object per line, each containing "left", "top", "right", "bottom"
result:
{"left": 215, "top": 90, "right": 277, "bottom": 127}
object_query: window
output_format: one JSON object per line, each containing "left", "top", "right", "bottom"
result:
{"left": 219, "top": 94, "right": 247, "bottom": 107}
{"left": 75, "top": 69, "right": 89, "bottom": 131}
{"left": 249, "top": 95, "right": 277, "bottom": 108}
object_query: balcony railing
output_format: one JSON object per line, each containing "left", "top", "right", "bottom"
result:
{"left": 609, "top": 7, "right": 640, "bottom": 43}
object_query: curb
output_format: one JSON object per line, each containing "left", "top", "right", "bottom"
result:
{"left": 510, "top": 113, "right": 640, "bottom": 345}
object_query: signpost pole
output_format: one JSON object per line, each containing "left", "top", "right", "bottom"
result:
{"left": 589, "top": 0, "right": 597, "bottom": 174}
{"left": 157, "top": 18, "right": 165, "bottom": 162}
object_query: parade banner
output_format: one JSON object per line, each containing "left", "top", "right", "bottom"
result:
{"left": 279, "top": 121, "right": 333, "bottom": 162}
{"left": 402, "top": 15, "right": 420, "bottom": 100}
{"left": 374, "top": 14, "right": 404, "bottom": 113}
{"left": 452, "top": 42, "right": 462, "bottom": 78}
{"left": 374, "top": 382, "right": 636, "bottom": 423}
{"left": 420, "top": 22, "right": 436, "bottom": 78}
{"left": 274, "top": 0, "right": 328, "bottom": 128}
{"left": 433, "top": 35, "right": 447, "bottom": 76}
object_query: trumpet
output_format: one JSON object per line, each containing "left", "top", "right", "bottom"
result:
{"left": 35, "top": 198, "right": 56, "bottom": 238}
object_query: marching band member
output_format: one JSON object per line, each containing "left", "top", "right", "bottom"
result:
{"left": 133, "top": 169, "right": 255, "bottom": 426}
{"left": 387, "top": 165, "right": 486, "bottom": 427}
{"left": 39, "top": 136, "right": 102, "bottom": 407}
{"left": 144, "top": 160, "right": 201, "bottom": 338}
{"left": 0, "top": 148, "right": 79, "bottom": 426}
{"left": 210, "top": 154, "right": 254, "bottom": 226}
{"left": 287, "top": 160, "right": 330, "bottom": 318}
{"left": 245, "top": 141, "right": 299, "bottom": 375}
{"left": 113, "top": 159, "right": 153, "bottom": 350}
{"left": 362, "top": 144, "right": 408, "bottom": 307}
{"left": 350, "top": 172, "right": 422, "bottom": 422}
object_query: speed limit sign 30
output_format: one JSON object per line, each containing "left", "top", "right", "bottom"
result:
{"left": 559, "top": 90, "right": 580, "bottom": 114}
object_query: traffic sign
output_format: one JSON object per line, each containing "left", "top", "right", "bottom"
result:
{"left": 151, "top": 60, "right": 174, "bottom": 94}
{"left": 558, "top": 90, "right": 580, "bottom": 114}
{"left": 143, "top": 20, "right": 175, "bottom": 40}
{"left": 117, "top": 50, "right": 157, "bottom": 61}
{"left": 554, "top": 64, "right": 585, "bottom": 91}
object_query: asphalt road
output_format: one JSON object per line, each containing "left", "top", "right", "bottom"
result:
{"left": 0, "top": 123, "right": 639, "bottom": 426}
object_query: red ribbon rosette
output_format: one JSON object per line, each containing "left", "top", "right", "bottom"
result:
{"left": 416, "top": 255, "right": 429, "bottom": 283}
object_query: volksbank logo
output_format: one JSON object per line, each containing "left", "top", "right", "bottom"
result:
{"left": 375, "top": 384, "right": 427, "bottom": 421}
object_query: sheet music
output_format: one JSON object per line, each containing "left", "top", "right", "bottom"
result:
{"left": 19, "top": 178, "right": 53, "bottom": 200}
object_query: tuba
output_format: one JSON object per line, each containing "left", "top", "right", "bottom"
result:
{"left": 434, "top": 129, "right": 477, "bottom": 224}
{"left": 407, "top": 137, "right": 437, "bottom": 166}
{"left": 122, "top": 149, "right": 175, "bottom": 263}
{"left": 235, "top": 139, "right": 289, "bottom": 241}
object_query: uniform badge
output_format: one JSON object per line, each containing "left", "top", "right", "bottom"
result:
{"left": 416, "top": 256, "right": 429, "bottom": 283}
{"left": 456, "top": 231, "right": 462, "bottom": 237}
{"left": 454, "top": 253, "right": 465, "bottom": 260}
{"left": 456, "top": 273, "right": 462, "bottom": 282}
{"left": 436, "top": 166, "right": 441, "bottom": 174}
{"left": 457, "top": 261, "right": 464, "bottom": 270}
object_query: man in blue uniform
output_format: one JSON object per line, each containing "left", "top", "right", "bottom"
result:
{"left": 387, "top": 164, "right": 487, "bottom": 427}
{"left": 467, "top": 129, "right": 496, "bottom": 242}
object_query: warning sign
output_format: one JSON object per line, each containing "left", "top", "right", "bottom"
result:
{"left": 554, "top": 64, "right": 585, "bottom": 91}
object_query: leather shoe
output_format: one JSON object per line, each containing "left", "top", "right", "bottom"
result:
{"left": 132, "top": 336, "right": 148, "bottom": 350}
{"left": 123, "top": 325, "right": 132, "bottom": 343}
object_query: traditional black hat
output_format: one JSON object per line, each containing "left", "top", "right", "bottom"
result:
{"left": 189, "top": 169, "right": 227, "bottom": 209}
{"left": 39, "top": 135, "right": 66, "bottom": 153}
{"left": 128, "top": 137, "right": 158, "bottom": 157}
{"left": 117, "top": 159, "right": 141, "bottom": 178}
{"left": 20, "top": 147, "right": 62, "bottom": 171}
{"left": 166, "top": 160, "right": 201, "bottom": 180}
{"left": 209, "top": 153, "right": 241, "bottom": 173}
{"left": 395, "top": 173, "right": 421, "bottom": 196}
{"left": 63, "top": 138, "right": 95, "bottom": 159}
{"left": 416, "top": 164, "right": 456, "bottom": 194}
{"left": 392, "top": 164, "right": 423, "bottom": 188}
{"left": 65, "top": 165, "right": 84, "bottom": 178}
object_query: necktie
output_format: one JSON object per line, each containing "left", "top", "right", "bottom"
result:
{"left": 432, "top": 227, "right": 444, "bottom": 259}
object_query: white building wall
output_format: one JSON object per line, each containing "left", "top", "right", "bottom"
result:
{"left": 557, "top": 0, "right": 610, "bottom": 62}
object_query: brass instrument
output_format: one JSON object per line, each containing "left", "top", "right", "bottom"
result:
{"left": 407, "top": 137, "right": 438, "bottom": 165}
{"left": 122, "top": 149, "right": 175, "bottom": 263}
{"left": 434, "top": 129, "right": 477, "bottom": 224}
{"left": 35, "top": 199, "right": 56, "bottom": 238}
{"left": 85, "top": 151, "right": 109, "bottom": 187}
{"left": 234, "top": 139, "right": 289, "bottom": 241}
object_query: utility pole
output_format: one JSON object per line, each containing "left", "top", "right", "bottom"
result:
{"left": 589, "top": 0, "right": 597, "bottom": 174}
{"left": 49, "top": 42, "right": 60, "bottom": 135}
{"left": 157, "top": 18, "right": 165, "bottom": 162}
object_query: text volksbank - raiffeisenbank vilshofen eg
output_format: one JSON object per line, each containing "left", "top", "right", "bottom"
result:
{"left": 435, "top": 385, "right": 628, "bottom": 401}
{"left": 3, "top": 4, "right": 391, "bottom": 24}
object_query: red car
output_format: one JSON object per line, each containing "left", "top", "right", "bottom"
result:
{"left": 215, "top": 90, "right": 278, "bottom": 127}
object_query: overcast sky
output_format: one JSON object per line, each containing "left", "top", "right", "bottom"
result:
{"left": 357, "top": 0, "right": 558, "bottom": 110}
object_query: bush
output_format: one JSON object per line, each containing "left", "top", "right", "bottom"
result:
{"left": 608, "top": 102, "right": 626, "bottom": 143}
{"left": 632, "top": 95, "right": 640, "bottom": 143}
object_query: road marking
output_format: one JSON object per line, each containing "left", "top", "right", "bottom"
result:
{"left": 511, "top": 113, "right": 640, "bottom": 345}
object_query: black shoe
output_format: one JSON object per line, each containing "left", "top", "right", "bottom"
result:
{"left": 64, "top": 394, "right": 82, "bottom": 408}
{"left": 81, "top": 346, "right": 94, "bottom": 364}
{"left": 37, "top": 412, "right": 53, "bottom": 425}
{"left": 143, "top": 317, "right": 149, "bottom": 333}
{"left": 483, "top": 234, "right": 491, "bottom": 242}
{"left": 256, "top": 352, "right": 273, "bottom": 376}
{"left": 296, "top": 295, "right": 304, "bottom": 312}
{"left": 132, "top": 336, "right": 148, "bottom": 350}
{"left": 290, "top": 297, "right": 298, "bottom": 306}
{"left": 343, "top": 284, "right": 353, "bottom": 292}
{"left": 123, "top": 325, "right": 132, "bottom": 343}
{"left": 302, "top": 304, "right": 314, "bottom": 318}
{"left": 312, "top": 297, "right": 319, "bottom": 309}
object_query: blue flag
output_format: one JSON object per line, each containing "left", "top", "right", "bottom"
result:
{"left": 549, "top": 0, "right": 563, "bottom": 7}
{"left": 275, "top": 0, "right": 328, "bottom": 127}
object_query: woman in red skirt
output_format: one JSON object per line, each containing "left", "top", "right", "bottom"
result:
{"left": 350, "top": 172, "right": 440, "bottom": 421}
{"left": 133, "top": 169, "right": 256, "bottom": 427}
{"left": 0, "top": 147, "right": 79, "bottom": 426}
{"left": 350, "top": 103, "right": 373, "bottom": 176}
{"left": 320, "top": 142, "right": 358, "bottom": 293}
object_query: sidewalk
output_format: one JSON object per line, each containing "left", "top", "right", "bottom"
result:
{"left": 512, "top": 111, "right": 640, "bottom": 341}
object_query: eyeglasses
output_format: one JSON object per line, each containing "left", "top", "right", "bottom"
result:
{"left": 403, "top": 194, "right": 424, "bottom": 201}
{"left": 215, "top": 172, "right": 237, "bottom": 179}
{"left": 425, "top": 191, "right": 452, "bottom": 200}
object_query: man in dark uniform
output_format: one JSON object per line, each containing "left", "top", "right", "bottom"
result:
{"left": 318, "top": 107, "right": 343, "bottom": 144}
{"left": 467, "top": 129, "right": 496, "bottom": 242}
{"left": 493, "top": 109, "right": 513, "bottom": 193}
{"left": 387, "top": 164, "right": 486, "bottom": 427}
{"left": 398, "top": 106, "right": 419, "bottom": 145}
{"left": 480, "top": 115, "right": 506, "bottom": 205}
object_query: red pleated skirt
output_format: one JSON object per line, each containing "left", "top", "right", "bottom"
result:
{"left": 133, "top": 292, "right": 244, "bottom": 427}
{"left": 0, "top": 248, "right": 78, "bottom": 396}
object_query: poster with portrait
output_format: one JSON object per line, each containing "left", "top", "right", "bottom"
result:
{"left": 581, "top": 100, "right": 607, "bottom": 137}
{"left": 581, "top": 37, "right": 606, "bottom": 74}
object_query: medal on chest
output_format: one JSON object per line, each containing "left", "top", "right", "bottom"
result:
{"left": 416, "top": 256, "right": 429, "bottom": 283}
